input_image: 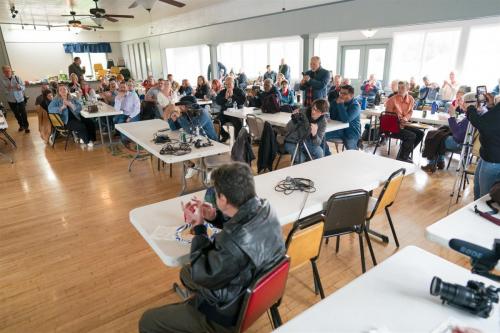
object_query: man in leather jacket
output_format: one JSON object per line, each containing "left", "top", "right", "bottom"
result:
{"left": 139, "top": 162, "right": 286, "bottom": 333}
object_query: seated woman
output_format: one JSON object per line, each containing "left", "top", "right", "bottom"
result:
{"left": 279, "top": 80, "right": 295, "bottom": 106}
{"left": 68, "top": 73, "right": 82, "bottom": 96}
{"left": 194, "top": 76, "right": 209, "bottom": 99}
{"left": 421, "top": 91, "right": 472, "bottom": 173}
{"left": 48, "top": 84, "right": 96, "bottom": 147}
{"left": 179, "top": 79, "right": 193, "bottom": 96}
{"left": 81, "top": 81, "right": 98, "bottom": 102}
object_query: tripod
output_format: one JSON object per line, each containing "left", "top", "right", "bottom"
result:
{"left": 447, "top": 122, "right": 476, "bottom": 214}
{"left": 290, "top": 139, "right": 313, "bottom": 166}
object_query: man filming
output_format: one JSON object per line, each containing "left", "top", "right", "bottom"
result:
{"left": 284, "top": 99, "right": 329, "bottom": 164}
{"left": 139, "top": 162, "right": 286, "bottom": 333}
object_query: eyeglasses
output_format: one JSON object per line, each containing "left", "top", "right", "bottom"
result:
{"left": 339, "top": 91, "right": 349, "bottom": 95}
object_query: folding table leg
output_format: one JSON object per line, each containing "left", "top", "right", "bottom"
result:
{"left": 128, "top": 143, "right": 140, "bottom": 172}
{"left": 1, "top": 129, "right": 17, "bottom": 149}
{"left": 97, "top": 118, "right": 105, "bottom": 145}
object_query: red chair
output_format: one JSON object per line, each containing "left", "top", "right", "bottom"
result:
{"left": 234, "top": 256, "right": 290, "bottom": 332}
{"left": 373, "top": 111, "right": 400, "bottom": 156}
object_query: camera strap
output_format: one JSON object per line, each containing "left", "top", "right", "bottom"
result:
{"left": 473, "top": 205, "right": 500, "bottom": 226}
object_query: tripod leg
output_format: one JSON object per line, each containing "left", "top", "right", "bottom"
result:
{"left": 291, "top": 142, "right": 300, "bottom": 166}
{"left": 302, "top": 141, "right": 313, "bottom": 161}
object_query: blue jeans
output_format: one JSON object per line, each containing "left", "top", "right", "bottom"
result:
{"left": 285, "top": 140, "right": 324, "bottom": 164}
{"left": 325, "top": 130, "right": 359, "bottom": 154}
{"left": 474, "top": 159, "right": 500, "bottom": 200}
{"left": 114, "top": 114, "right": 140, "bottom": 141}
{"left": 428, "top": 136, "right": 461, "bottom": 164}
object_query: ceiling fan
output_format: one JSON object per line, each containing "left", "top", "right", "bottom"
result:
{"left": 60, "top": 11, "right": 104, "bottom": 31}
{"left": 128, "top": 0, "right": 186, "bottom": 11}
{"left": 62, "top": 0, "right": 135, "bottom": 24}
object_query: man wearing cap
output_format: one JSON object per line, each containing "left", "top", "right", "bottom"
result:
{"left": 164, "top": 95, "right": 218, "bottom": 141}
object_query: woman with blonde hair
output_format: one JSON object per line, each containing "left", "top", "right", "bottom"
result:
{"left": 48, "top": 84, "right": 96, "bottom": 147}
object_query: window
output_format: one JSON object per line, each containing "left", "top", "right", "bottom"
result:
{"left": 390, "top": 29, "right": 461, "bottom": 83}
{"left": 165, "top": 45, "right": 210, "bottom": 84}
{"left": 314, "top": 36, "right": 338, "bottom": 74}
{"left": 269, "top": 39, "right": 301, "bottom": 80}
{"left": 217, "top": 36, "right": 302, "bottom": 82}
{"left": 72, "top": 52, "right": 107, "bottom": 79}
{"left": 462, "top": 24, "right": 500, "bottom": 89}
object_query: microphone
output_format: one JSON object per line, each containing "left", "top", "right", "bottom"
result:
{"left": 449, "top": 238, "right": 500, "bottom": 281}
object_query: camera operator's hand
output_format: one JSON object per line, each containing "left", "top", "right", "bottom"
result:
{"left": 485, "top": 93, "right": 494, "bottom": 107}
{"left": 170, "top": 110, "right": 180, "bottom": 122}
{"left": 310, "top": 123, "right": 318, "bottom": 137}
{"left": 190, "top": 197, "right": 216, "bottom": 221}
{"left": 448, "top": 103, "right": 457, "bottom": 118}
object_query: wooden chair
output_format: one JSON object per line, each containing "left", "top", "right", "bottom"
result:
{"left": 110, "top": 66, "right": 121, "bottom": 76}
{"left": 97, "top": 69, "right": 107, "bottom": 80}
{"left": 285, "top": 218, "right": 325, "bottom": 299}
{"left": 366, "top": 168, "right": 406, "bottom": 247}
{"left": 322, "top": 190, "right": 376, "bottom": 273}
{"left": 48, "top": 113, "right": 73, "bottom": 151}
{"left": 36, "top": 106, "right": 52, "bottom": 144}
{"left": 234, "top": 257, "right": 290, "bottom": 332}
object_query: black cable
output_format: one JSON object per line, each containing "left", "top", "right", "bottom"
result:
{"left": 159, "top": 142, "right": 192, "bottom": 155}
{"left": 275, "top": 177, "right": 316, "bottom": 195}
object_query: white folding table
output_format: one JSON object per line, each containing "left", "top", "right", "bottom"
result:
{"left": 0, "top": 110, "right": 15, "bottom": 163}
{"left": 196, "top": 99, "right": 212, "bottom": 106}
{"left": 115, "top": 119, "right": 231, "bottom": 194}
{"left": 363, "top": 107, "right": 451, "bottom": 127}
{"left": 426, "top": 195, "right": 500, "bottom": 269}
{"left": 129, "top": 150, "right": 415, "bottom": 267}
{"left": 224, "top": 107, "right": 349, "bottom": 133}
{"left": 80, "top": 102, "right": 122, "bottom": 145}
{"left": 274, "top": 246, "right": 499, "bottom": 333}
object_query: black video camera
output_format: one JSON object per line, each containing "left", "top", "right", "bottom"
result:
{"left": 430, "top": 276, "right": 499, "bottom": 318}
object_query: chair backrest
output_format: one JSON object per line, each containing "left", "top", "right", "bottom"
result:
{"left": 97, "top": 69, "right": 107, "bottom": 79}
{"left": 286, "top": 219, "right": 324, "bottom": 270}
{"left": 323, "top": 190, "right": 369, "bottom": 236}
{"left": 48, "top": 113, "right": 65, "bottom": 128}
{"left": 93, "top": 63, "right": 104, "bottom": 71}
{"left": 246, "top": 114, "right": 265, "bottom": 141}
{"left": 111, "top": 66, "right": 121, "bottom": 75}
{"left": 379, "top": 111, "right": 400, "bottom": 135}
{"left": 369, "top": 168, "right": 406, "bottom": 218}
{"left": 236, "top": 257, "right": 290, "bottom": 333}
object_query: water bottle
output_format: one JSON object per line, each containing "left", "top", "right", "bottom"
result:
{"left": 233, "top": 101, "right": 237, "bottom": 110}
{"left": 422, "top": 109, "right": 427, "bottom": 118}
{"left": 431, "top": 102, "right": 438, "bottom": 114}
{"left": 361, "top": 97, "right": 367, "bottom": 110}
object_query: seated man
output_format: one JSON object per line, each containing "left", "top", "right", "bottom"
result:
{"left": 100, "top": 80, "right": 118, "bottom": 106}
{"left": 421, "top": 91, "right": 473, "bottom": 172}
{"left": 327, "top": 74, "right": 342, "bottom": 103}
{"left": 215, "top": 76, "right": 246, "bottom": 142}
{"left": 113, "top": 81, "right": 141, "bottom": 143}
{"left": 415, "top": 76, "right": 439, "bottom": 109}
{"left": 385, "top": 81, "right": 424, "bottom": 162}
{"left": 408, "top": 77, "right": 420, "bottom": 99}
{"left": 179, "top": 79, "right": 193, "bottom": 96}
{"left": 163, "top": 95, "right": 218, "bottom": 141}
{"left": 254, "top": 78, "right": 281, "bottom": 110}
{"left": 325, "top": 84, "right": 361, "bottom": 151}
{"left": 434, "top": 71, "right": 459, "bottom": 111}
{"left": 284, "top": 99, "right": 329, "bottom": 164}
{"left": 35, "top": 81, "right": 50, "bottom": 106}
{"left": 139, "top": 162, "right": 286, "bottom": 333}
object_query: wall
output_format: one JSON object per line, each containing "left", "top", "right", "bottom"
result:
{"left": 118, "top": 0, "right": 500, "bottom": 80}
{"left": 1, "top": 27, "right": 122, "bottom": 81}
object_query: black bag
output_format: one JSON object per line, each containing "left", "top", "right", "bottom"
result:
{"left": 261, "top": 93, "right": 280, "bottom": 114}
{"left": 362, "top": 123, "right": 379, "bottom": 141}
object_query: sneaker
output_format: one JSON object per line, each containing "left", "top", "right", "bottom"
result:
{"left": 24, "top": 128, "right": 30, "bottom": 133}
{"left": 87, "top": 141, "right": 94, "bottom": 148}
{"left": 437, "top": 160, "right": 445, "bottom": 170}
{"left": 79, "top": 139, "right": 85, "bottom": 144}
{"left": 18, "top": 127, "right": 23, "bottom": 132}
{"left": 73, "top": 133, "right": 79, "bottom": 143}
{"left": 421, "top": 164, "right": 437, "bottom": 173}
{"left": 48, "top": 133, "right": 55, "bottom": 146}
{"left": 184, "top": 167, "right": 198, "bottom": 179}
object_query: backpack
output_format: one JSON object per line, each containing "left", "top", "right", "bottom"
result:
{"left": 261, "top": 93, "right": 280, "bottom": 114}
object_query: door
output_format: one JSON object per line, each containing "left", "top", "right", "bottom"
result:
{"left": 340, "top": 43, "right": 390, "bottom": 96}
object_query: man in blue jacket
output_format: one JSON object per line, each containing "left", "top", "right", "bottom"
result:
{"left": 300, "top": 56, "right": 330, "bottom": 107}
{"left": 326, "top": 84, "right": 361, "bottom": 152}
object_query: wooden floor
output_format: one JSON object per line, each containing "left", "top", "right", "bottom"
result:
{"left": 0, "top": 112, "right": 474, "bottom": 333}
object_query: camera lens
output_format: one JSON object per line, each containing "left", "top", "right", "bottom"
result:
{"left": 430, "top": 276, "right": 442, "bottom": 295}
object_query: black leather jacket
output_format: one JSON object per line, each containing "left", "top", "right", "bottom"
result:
{"left": 190, "top": 197, "right": 286, "bottom": 327}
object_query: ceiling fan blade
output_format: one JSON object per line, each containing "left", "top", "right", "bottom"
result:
{"left": 62, "top": 14, "right": 91, "bottom": 17}
{"left": 160, "top": 0, "right": 186, "bottom": 7}
{"left": 159, "top": 0, "right": 186, "bottom": 7}
{"left": 80, "top": 26, "right": 92, "bottom": 30}
{"left": 105, "top": 14, "right": 134, "bottom": 18}
{"left": 104, "top": 16, "right": 118, "bottom": 22}
{"left": 128, "top": 1, "right": 139, "bottom": 9}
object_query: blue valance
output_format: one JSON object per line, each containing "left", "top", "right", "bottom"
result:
{"left": 63, "top": 43, "right": 112, "bottom": 53}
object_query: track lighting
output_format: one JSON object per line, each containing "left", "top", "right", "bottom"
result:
{"left": 10, "top": 5, "right": 19, "bottom": 19}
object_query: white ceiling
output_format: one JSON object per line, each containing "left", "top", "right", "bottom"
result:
{"left": 0, "top": 0, "right": 227, "bottom": 28}
{"left": 0, "top": 0, "right": 344, "bottom": 30}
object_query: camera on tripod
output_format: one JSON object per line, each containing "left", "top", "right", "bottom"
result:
{"left": 430, "top": 276, "right": 499, "bottom": 318}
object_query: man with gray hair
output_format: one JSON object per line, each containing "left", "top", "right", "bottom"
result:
{"left": 0, "top": 65, "right": 29, "bottom": 133}
{"left": 300, "top": 56, "right": 330, "bottom": 107}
